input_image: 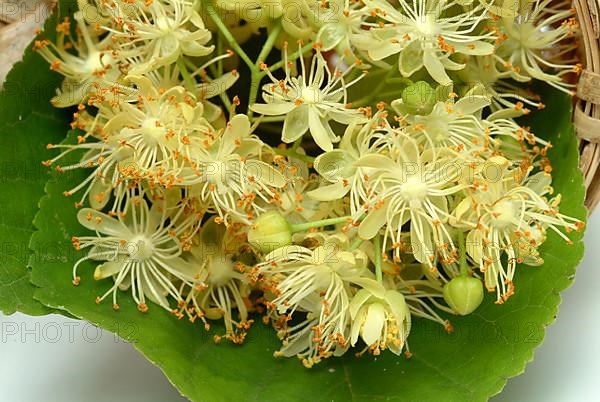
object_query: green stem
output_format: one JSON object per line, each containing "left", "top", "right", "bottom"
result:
{"left": 272, "top": 147, "right": 315, "bottom": 164}
{"left": 181, "top": 56, "right": 196, "bottom": 72}
{"left": 458, "top": 230, "right": 469, "bottom": 277}
{"left": 350, "top": 237, "right": 363, "bottom": 251}
{"left": 248, "top": 21, "right": 282, "bottom": 119}
{"left": 256, "top": 20, "right": 282, "bottom": 67}
{"left": 260, "top": 41, "right": 314, "bottom": 77}
{"left": 376, "top": 90, "right": 407, "bottom": 99}
{"left": 204, "top": 1, "right": 255, "bottom": 72}
{"left": 177, "top": 57, "right": 196, "bottom": 93}
{"left": 291, "top": 136, "right": 303, "bottom": 151}
{"left": 247, "top": 78, "right": 261, "bottom": 120}
{"left": 361, "top": 67, "right": 390, "bottom": 78}
{"left": 254, "top": 116, "right": 286, "bottom": 123}
{"left": 217, "top": 34, "right": 224, "bottom": 77}
{"left": 290, "top": 216, "right": 351, "bottom": 233}
{"left": 386, "top": 77, "right": 414, "bottom": 85}
{"left": 207, "top": 63, "right": 233, "bottom": 113}
{"left": 354, "top": 64, "right": 398, "bottom": 107}
{"left": 374, "top": 234, "right": 383, "bottom": 283}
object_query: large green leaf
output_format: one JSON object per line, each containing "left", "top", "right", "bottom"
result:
{"left": 0, "top": 1, "right": 75, "bottom": 315}
{"left": 28, "top": 70, "right": 586, "bottom": 402}
{"left": 16, "top": 1, "right": 586, "bottom": 397}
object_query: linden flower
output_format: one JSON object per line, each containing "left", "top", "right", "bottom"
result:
{"left": 453, "top": 157, "right": 584, "bottom": 303}
{"left": 178, "top": 219, "right": 253, "bottom": 343}
{"left": 140, "top": 50, "right": 239, "bottom": 124}
{"left": 258, "top": 233, "right": 377, "bottom": 367}
{"left": 349, "top": 284, "right": 411, "bottom": 356}
{"left": 493, "top": 0, "right": 580, "bottom": 94}
{"left": 45, "top": 75, "right": 212, "bottom": 210}
{"left": 311, "top": 0, "right": 370, "bottom": 57}
{"left": 106, "top": 0, "right": 214, "bottom": 74}
{"left": 271, "top": 155, "right": 317, "bottom": 221}
{"left": 35, "top": 11, "right": 119, "bottom": 107}
{"left": 181, "top": 114, "right": 286, "bottom": 224}
{"left": 372, "top": 246, "right": 455, "bottom": 330}
{"left": 42, "top": 88, "right": 134, "bottom": 210}
{"left": 71, "top": 190, "right": 198, "bottom": 312}
{"left": 250, "top": 47, "right": 367, "bottom": 151}
{"left": 308, "top": 116, "right": 390, "bottom": 215}
{"left": 394, "top": 92, "right": 492, "bottom": 150}
{"left": 455, "top": 56, "right": 545, "bottom": 119}
{"left": 359, "top": 0, "right": 495, "bottom": 85}
{"left": 100, "top": 75, "right": 212, "bottom": 185}
{"left": 356, "top": 132, "right": 464, "bottom": 269}
{"left": 268, "top": 154, "right": 343, "bottom": 223}
{"left": 486, "top": 117, "right": 552, "bottom": 162}
{"left": 278, "top": 0, "right": 317, "bottom": 41}
{"left": 44, "top": 132, "right": 131, "bottom": 211}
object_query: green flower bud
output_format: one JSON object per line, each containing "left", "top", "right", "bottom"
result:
{"left": 248, "top": 211, "right": 292, "bottom": 253}
{"left": 401, "top": 81, "right": 437, "bottom": 115}
{"left": 498, "top": 135, "right": 528, "bottom": 161}
{"left": 443, "top": 276, "right": 484, "bottom": 316}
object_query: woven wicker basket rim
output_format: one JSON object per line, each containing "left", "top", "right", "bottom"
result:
{"left": 575, "top": 0, "right": 600, "bottom": 212}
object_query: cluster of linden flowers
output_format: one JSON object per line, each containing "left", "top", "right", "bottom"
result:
{"left": 38, "top": 0, "right": 584, "bottom": 367}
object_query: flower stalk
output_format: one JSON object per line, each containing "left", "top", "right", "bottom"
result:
{"left": 289, "top": 216, "right": 353, "bottom": 233}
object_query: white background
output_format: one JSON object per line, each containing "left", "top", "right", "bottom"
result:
{"left": 1, "top": 213, "right": 598, "bottom": 402}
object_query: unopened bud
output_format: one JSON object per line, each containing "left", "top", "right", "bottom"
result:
{"left": 401, "top": 81, "right": 437, "bottom": 115}
{"left": 443, "top": 276, "right": 484, "bottom": 316}
{"left": 248, "top": 211, "right": 292, "bottom": 253}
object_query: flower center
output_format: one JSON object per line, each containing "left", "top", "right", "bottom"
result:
{"left": 504, "top": 21, "right": 537, "bottom": 54}
{"left": 84, "top": 50, "right": 107, "bottom": 75}
{"left": 400, "top": 176, "right": 428, "bottom": 201}
{"left": 492, "top": 199, "right": 518, "bottom": 229}
{"left": 204, "top": 161, "right": 225, "bottom": 185}
{"left": 426, "top": 118, "right": 449, "bottom": 142}
{"left": 208, "top": 255, "right": 235, "bottom": 286}
{"left": 521, "top": 23, "right": 548, "bottom": 53}
{"left": 140, "top": 118, "right": 166, "bottom": 144}
{"left": 415, "top": 15, "right": 439, "bottom": 37}
{"left": 300, "top": 86, "right": 322, "bottom": 104}
{"left": 159, "top": 33, "right": 179, "bottom": 56}
{"left": 127, "top": 235, "right": 154, "bottom": 261}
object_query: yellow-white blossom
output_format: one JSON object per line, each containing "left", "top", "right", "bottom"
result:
{"left": 71, "top": 188, "right": 198, "bottom": 312}
{"left": 493, "top": 0, "right": 580, "bottom": 94}
{"left": 178, "top": 218, "right": 253, "bottom": 343}
{"left": 454, "top": 157, "right": 584, "bottom": 303}
{"left": 356, "top": 132, "right": 463, "bottom": 269}
{"left": 258, "top": 233, "right": 378, "bottom": 367}
{"left": 106, "top": 0, "right": 215, "bottom": 74}
{"left": 349, "top": 284, "right": 411, "bottom": 356}
{"left": 181, "top": 114, "right": 286, "bottom": 223}
{"left": 35, "top": 11, "right": 119, "bottom": 107}
{"left": 358, "top": 0, "right": 495, "bottom": 85}
{"left": 251, "top": 47, "right": 367, "bottom": 151}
